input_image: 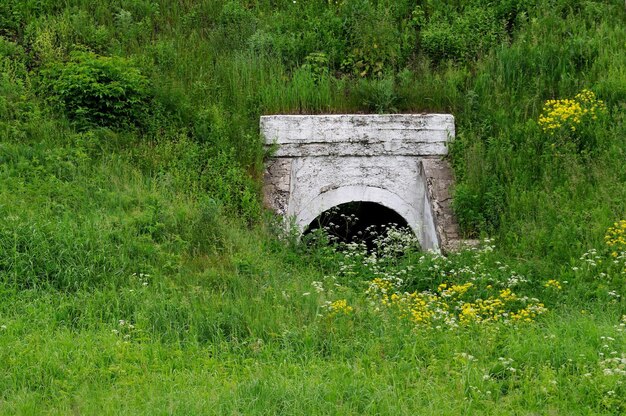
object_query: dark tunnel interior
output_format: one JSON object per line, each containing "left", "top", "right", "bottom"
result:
{"left": 303, "top": 201, "right": 411, "bottom": 246}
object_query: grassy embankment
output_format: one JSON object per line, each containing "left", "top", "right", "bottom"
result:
{"left": 0, "top": 0, "right": 625, "bottom": 414}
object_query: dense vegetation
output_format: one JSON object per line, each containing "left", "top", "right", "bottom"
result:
{"left": 0, "top": 0, "right": 625, "bottom": 413}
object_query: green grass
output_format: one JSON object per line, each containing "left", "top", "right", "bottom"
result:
{"left": 0, "top": 0, "right": 625, "bottom": 414}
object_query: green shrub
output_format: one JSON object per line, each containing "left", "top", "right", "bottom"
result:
{"left": 39, "top": 52, "right": 153, "bottom": 130}
{"left": 248, "top": 8, "right": 344, "bottom": 66}
{"left": 301, "top": 52, "right": 329, "bottom": 83}
{"left": 421, "top": 7, "right": 505, "bottom": 64}
{"left": 0, "top": 39, "right": 33, "bottom": 131}
{"left": 0, "top": 2, "right": 21, "bottom": 39}
{"left": 200, "top": 149, "right": 261, "bottom": 223}
{"left": 216, "top": 1, "right": 257, "bottom": 51}
{"left": 24, "top": 10, "right": 112, "bottom": 66}
{"left": 340, "top": 1, "right": 400, "bottom": 77}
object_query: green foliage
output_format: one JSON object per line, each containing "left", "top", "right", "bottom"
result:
{"left": 300, "top": 52, "right": 329, "bottom": 83}
{"left": 421, "top": 6, "right": 505, "bottom": 64}
{"left": 131, "top": 133, "right": 261, "bottom": 224}
{"left": 339, "top": 1, "right": 401, "bottom": 77}
{"left": 25, "top": 9, "right": 112, "bottom": 65}
{"left": 453, "top": 181, "right": 505, "bottom": 237}
{"left": 0, "top": 0, "right": 625, "bottom": 412}
{"left": 40, "top": 52, "right": 153, "bottom": 130}
{"left": 0, "top": 0, "right": 61, "bottom": 39}
{"left": 353, "top": 75, "right": 398, "bottom": 113}
{"left": 452, "top": 183, "right": 487, "bottom": 236}
{"left": 216, "top": 1, "right": 257, "bottom": 51}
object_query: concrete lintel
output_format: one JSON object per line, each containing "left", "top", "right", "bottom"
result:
{"left": 262, "top": 114, "right": 454, "bottom": 158}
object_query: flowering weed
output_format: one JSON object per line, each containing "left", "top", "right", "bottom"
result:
{"left": 368, "top": 275, "right": 547, "bottom": 328}
{"left": 544, "top": 279, "right": 563, "bottom": 290}
{"left": 571, "top": 221, "right": 626, "bottom": 302}
{"left": 538, "top": 89, "right": 606, "bottom": 134}
{"left": 538, "top": 89, "right": 607, "bottom": 151}
{"left": 323, "top": 299, "right": 353, "bottom": 317}
{"left": 315, "top": 228, "right": 550, "bottom": 330}
{"left": 605, "top": 220, "right": 626, "bottom": 258}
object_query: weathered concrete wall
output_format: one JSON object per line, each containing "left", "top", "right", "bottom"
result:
{"left": 287, "top": 156, "right": 435, "bottom": 248}
{"left": 261, "top": 114, "right": 453, "bottom": 157}
{"left": 261, "top": 114, "right": 461, "bottom": 252}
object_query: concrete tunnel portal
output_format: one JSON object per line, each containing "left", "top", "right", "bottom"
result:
{"left": 261, "top": 114, "right": 463, "bottom": 253}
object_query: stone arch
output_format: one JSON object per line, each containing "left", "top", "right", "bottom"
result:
{"left": 295, "top": 185, "right": 422, "bottom": 245}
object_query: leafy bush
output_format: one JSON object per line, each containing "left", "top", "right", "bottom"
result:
{"left": 301, "top": 52, "right": 329, "bottom": 83}
{"left": 134, "top": 134, "right": 261, "bottom": 224}
{"left": 0, "top": 39, "right": 34, "bottom": 132}
{"left": 39, "top": 52, "right": 153, "bottom": 130}
{"left": 453, "top": 180, "right": 505, "bottom": 237}
{"left": 0, "top": 2, "right": 22, "bottom": 39}
{"left": 248, "top": 7, "right": 344, "bottom": 66}
{"left": 248, "top": 1, "right": 407, "bottom": 78}
{"left": 452, "top": 183, "right": 486, "bottom": 236}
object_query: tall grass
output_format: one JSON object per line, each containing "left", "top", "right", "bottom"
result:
{"left": 0, "top": 0, "right": 625, "bottom": 413}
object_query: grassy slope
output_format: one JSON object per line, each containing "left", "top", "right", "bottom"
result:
{"left": 0, "top": 0, "right": 625, "bottom": 414}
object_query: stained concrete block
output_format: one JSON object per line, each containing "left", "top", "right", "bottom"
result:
{"left": 261, "top": 114, "right": 454, "bottom": 157}
{"left": 263, "top": 158, "right": 292, "bottom": 216}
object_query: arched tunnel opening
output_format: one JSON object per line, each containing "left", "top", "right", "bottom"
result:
{"left": 303, "top": 201, "right": 414, "bottom": 248}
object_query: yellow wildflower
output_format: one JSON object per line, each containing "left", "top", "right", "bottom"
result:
{"left": 538, "top": 89, "right": 606, "bottom": 134}
{"left": 544, "top": 279, "right": 563, "bottom": 290}
{"left": 605, "top": 220, "right": 626, "bottom": 257}
{"left": 327, "top": 299, "right": 353, "bottom": 316}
